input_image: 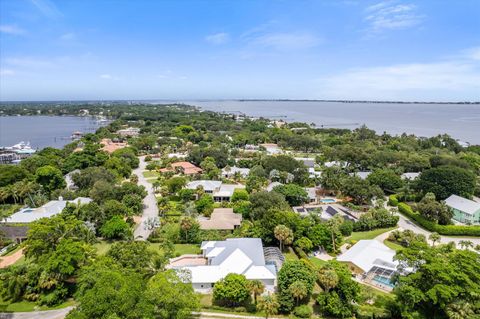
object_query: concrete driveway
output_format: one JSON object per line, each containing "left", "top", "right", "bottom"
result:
{"left": 133, "top": 156, "right": 159, "bottom": 241}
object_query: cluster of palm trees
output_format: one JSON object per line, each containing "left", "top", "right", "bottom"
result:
{"left": 247, "top": 279, "right": 280, "bottom": 319}
{"left": 0, "top": 180, "right": 44, "bottom": 208}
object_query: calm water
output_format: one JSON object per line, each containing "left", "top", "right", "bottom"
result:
{"left": 182, "top": 101, "right": 480, "bottom": 144}
{"left": 0, "top": 116, "right": 103, "bottom": 150}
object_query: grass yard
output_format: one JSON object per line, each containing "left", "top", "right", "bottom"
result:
{"left": 0, "top": 297, "right": 75, "bottom": 313}
{"left": 93, "top": 240, "right": 200, "bottom": 256}
{"left": 308, "top": 256, "right": 327, "bottom": 267}
{"left": 142, "top": 171, "right": 160, "bottom": 178}
{"left": 174, "top": 244, "right": 201, "bottom": 255}
{"left": 383, "top": 239, "right": 404, "bottom": 251}
{"left": 347, "top": 227, "right": 397, "bottom": 243}
{"left": 283, "top": 250, "right": 299, "bottom": 262}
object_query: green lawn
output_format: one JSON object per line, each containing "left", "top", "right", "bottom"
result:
{"left": 383, "top": 239, "right": 404, "bottom": 251}
{"left": 0, "top": 297, "right": 75, "bottom": 313}
{"left": 93, "top": 241, "right": 200, "bottom": 256}
{"left": 93, "top": 241, "right": 112, "bottom": 255}
{"left": 142, "top": 171, "right": 159, "bottom": 178}
{"left": 174, "top": 244, "right": 201, "bottom": 255}
{"left": 347, "top": 227, "right": 397, "bottom": 243}
{"left": 308, "top": 256, "right": 327, "bottom": 267}
{"left": 283, "top": 250, "right": 298, "bottom": 262}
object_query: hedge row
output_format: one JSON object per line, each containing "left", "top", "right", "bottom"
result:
{"left": 391, "top": 196, "right": 480, "bottom": 237}
{"left": 388, "top": 194, "right": 399, "bottom": 206}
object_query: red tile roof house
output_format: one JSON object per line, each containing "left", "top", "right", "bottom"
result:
{"left": 158, "top": 161, "right": 203, "bottom": 175}
{"left": 100, "top": 138, "right": 128, "bottom": 154}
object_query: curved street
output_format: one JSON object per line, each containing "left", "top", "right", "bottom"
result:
{"left": 375, "top": 202, "right": 480, "bottom": 247}
{"left": 133, "top": 156, "right": 159, "bottom": 241}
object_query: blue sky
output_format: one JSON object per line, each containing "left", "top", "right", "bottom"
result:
{"left": 0, "top": 0, "right": 479, "bottom": 101}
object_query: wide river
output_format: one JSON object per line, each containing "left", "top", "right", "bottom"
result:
{"left": 181, "top": 100, "right": 480, "bottom": 145}
{"left": 0, "top": 102, "right": 479, "bottom": 149}
{"left": 0, "top": 116, "right": 103, "bottom": 150}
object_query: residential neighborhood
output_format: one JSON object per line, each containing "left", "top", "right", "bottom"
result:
{"left": 0, "top": 104, "right": 479, "bottom": 319}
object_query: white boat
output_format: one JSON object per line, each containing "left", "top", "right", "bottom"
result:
{"left": 6, "top": 141, "right": 36, "bottom": 155}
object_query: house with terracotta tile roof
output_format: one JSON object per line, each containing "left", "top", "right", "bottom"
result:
{"left": 159, "top": 161, "right": 203, "bottom": 175}
{"left": 100, "top": 138, "right": 128, "bottom": 153}
{"left": 198, "top": 208, "right": 242, "bottom": 230}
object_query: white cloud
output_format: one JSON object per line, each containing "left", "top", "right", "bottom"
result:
{"left": 364, "top": 1, "right": 424, "bottom": 34}
{"left": 205, "top": 32, "right": 230, "bottom": 45}
{"left": 0, "top": 25, "right": 26, "bottom": 35}
{"left": 5, "top": 57, "right": 55, "bottom": 68}
{"left": 0, "top": 69, "right": 15, "bottom": 76}
{"left": 315, "top": 48, "right": 480, "bottom": 101}
{"left": 60, "top": 32, "right": 75, "bottom": 41}
{"left": 30, "top": 0, "right": 63, "bottom": 18}
{"left": 463, "top": 47, "right": 480, "bottom": 61}
{"left": 250, "top": 32, "right": 321, "bottom": 50}
{"left": 99, "top": 74, "right": 113, "bottom": 79}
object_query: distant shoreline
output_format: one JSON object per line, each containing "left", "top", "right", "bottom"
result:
{"left": 0, "top": 99, "right": 479, "bottom": 105}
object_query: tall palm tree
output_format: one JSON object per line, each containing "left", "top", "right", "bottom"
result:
{"left": 289, "top": 280, "right": 308, "bottom": 306}
{"left": 257, "top": 294, "right": 279, "bottom": 319}
{"left": 326, "top": 214, "right": 343, "bottom": 252}
{"left": 248, "top": 280, "right": 265, "bottom": 304}
{"left": 428, "top": 232, "right": 441, "bottom": 246}
{"left": 180, "top": 217, "right": 193, "bottom": 242}
{"left": 274, "top": 225, "right": 293, "bottom": 252}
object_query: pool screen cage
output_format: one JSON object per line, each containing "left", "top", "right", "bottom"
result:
{"left": 362, "top": 266, "right": 396, "bottom": 291}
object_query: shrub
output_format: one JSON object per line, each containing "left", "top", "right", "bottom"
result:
{"left": 100, "top": 216, "right": 132, "bottom": 239}
{"left": 294, "top": 305, "right": 313, "bottom": 318}
{"left": 388, "top": 194, "right": 399, "bottom": 206}
{"left": 231, "top": 189, "right": 249, "bottom": 202}
{"left": 213, "top": 273, "right": 251, "bottom": 307}
{"left": 397, "top": 202, "right": 480, "bottom": 236}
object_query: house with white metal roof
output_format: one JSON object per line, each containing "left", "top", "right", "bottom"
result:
{"left": 445, "top": 194, "right": 480, "bottom": 225}
{"left": 266, "top": 181, "right": 283, "bottom": 192}
{"left": 5, "top": 197, "right": 92, "bottom": 224}
{"left": 337, "top": 240, "right": 399, "bottom": 291}
{"left": 401, "top": 172, "right": 420, "bottom": 180}
{"left": 186, "top": 180, "right": 245, "bottom": 202}
{"left": 175, "top": 238, "right": 277, "bottom": 293}
{"left": 222, "top": 166, "right": 250, "bottom": 179}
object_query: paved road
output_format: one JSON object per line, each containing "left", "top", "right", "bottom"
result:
{"left": 0, "top": 249, "right": 24, "bottom": 268}
{"left": 378, "top": 201, "right": 480, "bottom": 247}
{"left": 133, "top": 156, "right": 159, "bottom": 241}
{"left": 0, "top": 307, "right": 73, "bottom": 319}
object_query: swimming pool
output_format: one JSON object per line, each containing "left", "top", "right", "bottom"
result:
{"left": 320, "top": 198, "right": 336, "bottom": 203}
{"left": 372, "top": 275, "right": 395, "bottom": 288}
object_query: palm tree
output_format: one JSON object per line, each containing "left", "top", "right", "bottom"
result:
{"left": 0, "top": 187, "right": 9, "bottom": 204}
{"left": 326, "top": 214, "right": 343, "bottom": 252}
{"left": 248, "top": 280, "right": 265, "bottom": 304}
{"left": 318, "top": 267, "right": 339, "bottom": 292}
{"left": 458, "top": 240, "right": 473, "bottom": 249}
{"left": 257, "top": 294, "right": 279, "bottom": 319}
{"left": 180, "top": 217, "right": 193, "bottom": 242}
{"left": 429, "top": 232, "right": 441, "bottom": 246}
{"left": 274, "top": 225, "right": 293, "bottom": 252}
{"left": 289, "top": 280, "right": 308, "bottom": 306}
{"left": 446, "top": 301, "right": 474, "bottom": 319}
